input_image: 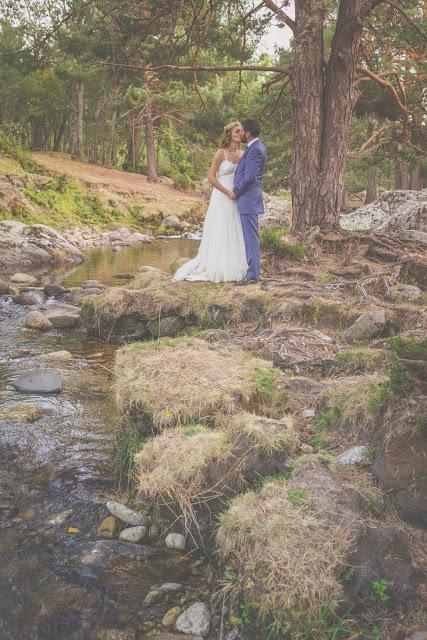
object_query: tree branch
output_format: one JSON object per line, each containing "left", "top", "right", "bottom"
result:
{"left": 359, "top": 123, "right": 393, "bottom": 151}
{"left": 381, "top": 0, "right": 427, "bottom": 41}
{"left": 96, "top": 61, "right": 289, "bottom": 74}
{"left": 262, "top": 0, "right": 296, "bottom": 33}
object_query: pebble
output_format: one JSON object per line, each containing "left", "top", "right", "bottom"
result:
{"left": 10, "top": 272, "right": 37, "bottom": 284}
{"left": 25, "top": 310, "right": 53, "bottom": 331}
{"left": 13, "top": 369, "right": 63, "bottom": 394}
{"left": 97, "top": 515, "right": 121, "bottom": 539}
{"left": 39, "top": 350, "right": 73, "bottom": 362}
{"left": 336, "top": 445, "right": 369, "bottom": 466}
{"left": 302, "top": 409, "right": 315, "bottom": 418}
{"left": 106, "top": 501, "right": 149, "bottom": 527}
{"left": 165, "top": 532, "right": 186, "bottom": 550}
{"left": 119, "top": 526, "right": 147, "bottom": 542}
{"left": 162, "top": 607, "right": 182, "bottom": 628}
{"left": 175, "top": 602, "right": 210, "bottom": 637}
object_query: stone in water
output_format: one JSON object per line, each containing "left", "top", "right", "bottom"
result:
{"left": 13, "top": 369, "right": 63, "bottom": 394}
{"left": 165, "top": 532, "right": 186, "bottom": 550}
{"left": 106, "top": 501, "right": 149, "bottom": 527}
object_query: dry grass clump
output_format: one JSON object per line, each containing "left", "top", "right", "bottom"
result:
{"left": 137, "top": 425, "right": 234, "bottom": 527}
{"left": 114, "top": 337, "right": 274, "bottom": 430}
{"left": 217, "top": 479, "right": 352, "bottom": 639}
{"left": 225, "top": 412, "right": 298, "bottom": 455}
{"left": 136, "top": 412, "right": 298, "bottom": 532}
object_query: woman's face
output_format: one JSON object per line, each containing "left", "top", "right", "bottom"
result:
{"left": 230, "top": 125, "right": 243, "bottom": 143}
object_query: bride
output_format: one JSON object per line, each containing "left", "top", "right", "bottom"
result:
{"left": 173, "top": 121, "right": 248, "bottom": 283}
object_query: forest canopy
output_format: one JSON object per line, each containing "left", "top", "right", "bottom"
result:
{"left": 0, "top": 0, "right": 425, "bottom": 227}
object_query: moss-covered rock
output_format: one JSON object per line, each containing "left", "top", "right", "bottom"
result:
{"left": 82, "top": 272, "right": 276, "bottom": 341}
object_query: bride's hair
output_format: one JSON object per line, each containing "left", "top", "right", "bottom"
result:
{"left": 219, "top": 120, "right": 241, "bottom": 148}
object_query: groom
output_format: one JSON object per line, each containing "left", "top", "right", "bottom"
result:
{"left": 233, "top": 118, "right": 267, "bottom": 284}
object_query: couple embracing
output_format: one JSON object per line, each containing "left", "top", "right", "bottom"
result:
{"left": 174, "top": 119, "right": 266, "bottom": 285}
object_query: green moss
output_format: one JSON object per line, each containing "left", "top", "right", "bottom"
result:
{"left": 387, "top": 335, "right": 427, "bottom": 393}
{"left": 260, "top": 227, "right": 306, "bottom": 260}
{"left": 335, "top": 348, "right": 387, "bottom": 374}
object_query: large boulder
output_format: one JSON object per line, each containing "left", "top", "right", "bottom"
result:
{"left": 0, "top": 220, "right": 85, "bottom": 270}
{"left": 340, "top": 189, "right": 427, "bottom": 233}
{"left": 343, "top": 308, "right": 387, "bottom": 341}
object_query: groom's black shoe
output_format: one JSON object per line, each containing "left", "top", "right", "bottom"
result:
{"left": 235, "top": 278, "right": 259, "bottom": 286}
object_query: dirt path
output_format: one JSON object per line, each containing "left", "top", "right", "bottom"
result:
{"left": 31, "top": 152, "right": 203, "bottom": 218}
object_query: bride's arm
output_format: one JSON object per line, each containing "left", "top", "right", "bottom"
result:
{"left": 208, "top": 150, "right": 235, "bottom": 199}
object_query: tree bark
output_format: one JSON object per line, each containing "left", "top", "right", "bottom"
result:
{"left": 410, "top": 165, "right": 421, "bottom": 190}
{"left": 53, "top": 117, "right": 66, "bottom": 152}
{"left": 30, "top": 117, "right": 44, "bottom": 149}
{"left": 291, "top": 0, "right": 366, "bottom": 230}
{"left": 145, "top": 98, "right": 158, "bottom": 183}
{"left": 365, "top": 121, "right": 377, "bottom": 203}
{"left": 69, "top": 80, "right": 84, "bottom": 158}
{"left": 290, "top": 0, "right": 324, "bottom": 231}
{"left": 106, "top": 108, "right": 117, "bottom": 166}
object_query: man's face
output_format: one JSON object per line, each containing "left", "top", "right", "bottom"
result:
{"left": 242, "top": 129, "right": 250, "bottom": 143}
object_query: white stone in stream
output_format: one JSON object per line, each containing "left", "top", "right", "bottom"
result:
{"left": 10, "top": 272, "right": 37, "bottom": 284}
{"left": 165, "top": 532, "right": 186, "bottom": 550}
{"left": 106, "top": 501, "right": 149, "bottom": 527}
{"left": 133, "top": 232, "right": 153, "bottom": 243}
{"left": 157, "top": 582, "right": 184, "bottom": 593}
{"left": 119, "top": 526, "right": 147, "bottom": 542}
{"left": 13, "top": 369, "right": 63, "bottom": 394}
{"left": 39, "top": 350, "right": 73, "bottom": 362}
{"left": 337, "top": 445, "right": 369, "bottom": 466}
{"left": 175, "top": 602, "right": 210, "bottom": 637}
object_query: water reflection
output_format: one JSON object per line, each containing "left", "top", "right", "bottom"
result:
{"left": 61, "top": 238, "right": 199, "bottom": 287}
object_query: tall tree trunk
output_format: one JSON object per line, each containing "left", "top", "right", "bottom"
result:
{"left": 292, "top": 0, "right": 366, "bottom": 230}
{"left": 400, "top": 159, "right": 410, "bottom": 190}
{"left": 291, "top": 0, "right": 324, "bottom": 231}
{"left": 30, "top": 117, "right": 44, "bottom": 149}
{"left": 53, "top": 117, "right": 66, "bottom": 151}
{"left": 145, "top": 98, "right": 158, "bottom": 183}
{"left": 364, "top": 121, "right": 377, "bottom": 204}
{"left": 106, "top": 108, "right": 117, "bottom": 166}
{"left": 69, "top": 80, "right": 84, "bottom": 158}
{"left": 410, "top": 165, "right": 421, "bottom": 190}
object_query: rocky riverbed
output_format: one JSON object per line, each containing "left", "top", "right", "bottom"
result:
{"left": 1, "top": 219, "right": 426, "bottom": 640}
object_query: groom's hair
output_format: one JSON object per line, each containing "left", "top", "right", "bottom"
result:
{"left": 242, "top": 118, "right": 260, "bottom": 137}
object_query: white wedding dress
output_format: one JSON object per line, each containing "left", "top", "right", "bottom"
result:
{"left": 173, "top": 156, "right": 248, "bottom": 283}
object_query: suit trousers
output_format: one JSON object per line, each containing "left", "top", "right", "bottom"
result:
{"left": 239, "top": 212, "right": 260, "bottom": 280}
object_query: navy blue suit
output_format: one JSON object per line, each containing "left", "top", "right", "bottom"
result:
{"left": 234, "top": 139, "right": 267, "bottom": 280}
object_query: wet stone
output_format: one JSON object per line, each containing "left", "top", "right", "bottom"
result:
{"left": 97, "top": 515, "right": 121, "bottom": 539}
{"left": 13, "top": 369, "right": 63, "bottom": 394}
{"left": 39, "top": 350, "right": 73, "bottom": 362}
{"left": 10, "top": 272, "right": 37, "bottom": 284}
{"left": 0, "top": 403, "right": 44, "bottom": 422}
{"left": 106, "top": 501, "right": 149, "bottom": 527}
{"left": 119, "top": 525, "right": 147, "bottom": 542}
{"left": 25, "top": 310, "right": 53, "bottom": 331}
{"left": 165, "top": 533, "right": 186, "bottom": 551}
{"left": 12, "top": 291, "right": 44, "bottom": 305}
{"left": 175, "top": 602, "right": 210, "bottom": 637}
{"left": 162, "top": 607, "right": 182, "bottom": 628}
{"left": 44, "top": 283, "right": 69, "bottom": 297}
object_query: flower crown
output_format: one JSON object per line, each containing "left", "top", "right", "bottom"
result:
{"left": 223, "top": 120, "right": 241, "bottom": 132}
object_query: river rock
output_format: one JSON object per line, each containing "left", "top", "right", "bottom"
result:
{"left": 119, "top": 525, "right": 147, "bottom": 542}
{"left": 340, "top": 189, "right": 427, "bottom": 233}
{"left": 175, "top": 602, "right": 210, "bottom": 637}
{"left": 25, "top": 310, "right": 53, "bottom": 331}
{"left": 97, "top": 515, "right": 121, "bottom": 539}
{"left": 81, "top": 280, "right": 106, "bottom": 290}
{"left": 165, "top": 533, "right": 186, "bottom": 551}
{"left": 13, "top": 369, "right": 63, "bottom": 394}
{"left": 0, "top": 403, "right": 44, "bottom": 422}
{"left": 343, "top": 308, "right": 387, "bottom": 341}
{"left": 162, "top": 607, "right": 182, "bottom": 628}
{"left": 0, "top": 278, "right": 10, "bottom": 295}
{"left": 10, "top": 272, "right": 37, "bottom": 285}
{"left": 106, "top": 501, "right": 149, "bottom": 527}
{"left": 337, "top": 445, "right": 369, "bottom": 466}
{"left": 12, "top": 291, "right": 44, "bottom": 305}
{"left": 39, "top": 350, "right": 73, "bottom": 362}
{"left": 44, "top": 284, "right": 69, "bottom": 298}
{"left": 68, "top": 286, "right": 104, "bottom": 305}
{"left": 42, "top": 303, "right": 81, "bottom": 328}
{"left": 0, "top": 220, "right": 85, "bottom": 269}
{"left": 133, "top": 232, "right": 153, "bottom": 243}
{"left": 162, "top": 215, "right": 181, "bottom": 230}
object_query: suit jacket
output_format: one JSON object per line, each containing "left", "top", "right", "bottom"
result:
{"left": 234, "top": 139, "right": 267, "bottom": 215}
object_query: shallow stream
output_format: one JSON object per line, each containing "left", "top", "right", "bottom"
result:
{"left": 0, "top": 240, "right": 205, "bottom": 640}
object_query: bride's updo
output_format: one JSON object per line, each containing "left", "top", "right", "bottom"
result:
{"left": 219, "top": 120, "right": 241, "bottom": 148}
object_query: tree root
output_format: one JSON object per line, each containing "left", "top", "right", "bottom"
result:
{"left": 355, "top": 265, "right": 402, "bottom": 303}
